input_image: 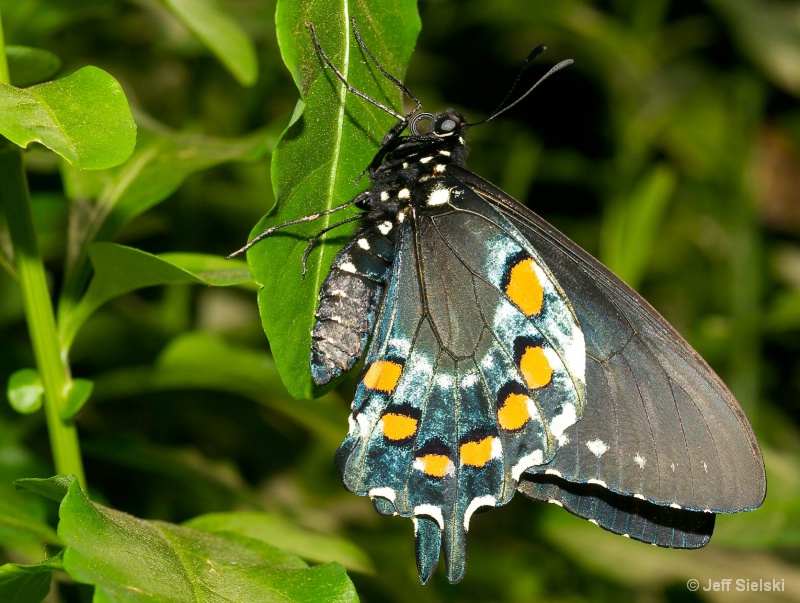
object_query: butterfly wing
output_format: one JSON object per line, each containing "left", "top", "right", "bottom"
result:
{"left": 336, "top": 179, "right": 588, "bottom": 583}
{"left": 449, "top": 165, "right": 766, "bottom": 527}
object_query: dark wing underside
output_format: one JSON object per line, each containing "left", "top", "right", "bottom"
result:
{"left": 450, "top": 166, "right": 765, "bottom": 527}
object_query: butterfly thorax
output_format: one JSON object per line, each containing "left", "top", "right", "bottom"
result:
{"left": 364, "top": 110, "right": 468, "bottom": 204}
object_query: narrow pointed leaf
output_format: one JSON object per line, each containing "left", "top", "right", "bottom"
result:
{"left": 251, "top": 0, "right": 420, "bottom": 399}
{"left": 162, "top": 0, "right": 258, "bottom": 86}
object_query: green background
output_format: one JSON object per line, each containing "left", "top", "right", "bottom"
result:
{"left": 1, "top": 0, "right": 799, "bottom": 601}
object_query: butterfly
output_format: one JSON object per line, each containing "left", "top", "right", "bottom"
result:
{"left": 234, "top": 21, "right": 766, "bottom": 585}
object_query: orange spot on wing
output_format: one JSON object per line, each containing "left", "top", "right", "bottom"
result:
{"left": 505, "top": 258, "right": 544, "bottom": 316}
{"left": 363, "top": 360, "right": 403, "bottom": 393}
{"left": 498, "top": 393, "right": 532, "bottom": 431}
{"left": 520, "top": 346, "right": 553, "bottom": 389}
{"left": 381, "top": 413, "right": 418, "bottom": 441}
{"left": 417, "top": 454, "right": 452, "bottom": 478}
{"left": 460, "top": 436, "right": 497, "bottom": 467}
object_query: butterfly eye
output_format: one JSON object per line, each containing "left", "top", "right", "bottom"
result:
{"left": 437, "top": 118, "right": 457, "bottom": 133}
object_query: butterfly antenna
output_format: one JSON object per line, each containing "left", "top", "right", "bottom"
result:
{"left": 350, "top": 17, "right": 422, "bottom": 115}
{"left": 309, "top": 23, "right": 406, "bottom": 121}
{"left": 467, "top": 47, "right": 573, "bottom": 127}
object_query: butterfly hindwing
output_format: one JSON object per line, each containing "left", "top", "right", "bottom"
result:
{"left": 336, "top": 179, "right": 587, "bottom": 582}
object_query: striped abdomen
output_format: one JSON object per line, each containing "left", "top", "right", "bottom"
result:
{"left": 311, "top": 221, "right": 397, "bottom": 385}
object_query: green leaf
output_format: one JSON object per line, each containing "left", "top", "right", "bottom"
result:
{"left": 186, "top": 512, "right": 374, "bottom": 575}
{"left": 0, "top": 554, "right": 64, "bottom": 603}
{"left": 0, "top": 66, "right": 136, "bottom": 169}
{"left": 59, "top": 481, "right": 358, "bottom": 602}
{"left": 600, "top": 164, "right": 675, "bottom": 289}
{"left": 253, "top": 0, "right": 421, "bottom": 398}
{"left": 61, "top": 243, "right": 251, "bottom": 349}
{"left": 712, "top": 0, "right": 800, "bottom": 96}
{"left": 151, "top": 332, "right": 346, "bottom": 445}
{"left": 6, "top": 46, "right": 62, "bottom": 87}
{"left": 15, "top": 475, "right": 76, "bottom": 503}
{"left": 57, "top": 127, "right": 272, "bottom": 324}
{"left": 6, "top": 369, "right": 44, "bottom": 414}
{"left": 0, "top": 482, "right": 61, "bottom": 549}
{"left": 162, "top": 0, "right": 258, "bottom": 86}
{"left": 61, "top": 378, "right": 94, "bottom": 420}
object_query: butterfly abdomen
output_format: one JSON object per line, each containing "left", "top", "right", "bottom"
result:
{"left": 311, "top": 223, "right": 398, "bottom": 385}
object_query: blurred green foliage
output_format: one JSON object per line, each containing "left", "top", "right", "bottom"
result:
{"left": 1, "top": 0, "right": 799, "bottom": 601}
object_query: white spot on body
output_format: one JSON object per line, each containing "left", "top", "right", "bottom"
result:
{"left": 347, "top": 415, "right": 357, "bottom": 435}
{"left": 402, "top": 162, "right": 409, "bottom": 169}
{"left": 357, "top": 238, "right": 370, "bottom": 250}
{"left": 633, "top": 453, "right": 646, "bottom": 468}
{"left": 587, "top": 478, "right": 608, "bottom": 488}
{"left": 419, "top": 156, "right": 433, "bottom": 164}
{"left": 378, "top": 221, "right": 393, "bottom": 235}
{"left": 464, "top": 495, "right": 496, "bottom": 530}
{"left": 369, "top": 487, "right": 396, "bottom": 502}
{"left": 438, "top": 150, "right": 451, "bottom": 156}
{"left": 339, "top": 262, "right": 357, "bottom": 274}
{"left": 512, "top": 449, "right": 544, "bottom": 481}
{"left": 434, "top": 164, "right": 446, "bottom": 173}
{"left": 586, "top": 439, "right": 609, "bottom": 458}
{"left": 380, "top": 191, "right": 390, "bottom": 201}
{"left": 414, "top": 504, "right": 444, "bottom": 530}
{"left": 396, "top": 210, "right": 406, "bottom": 223}
{"left": 427, "top": 187, "right": 451, "bottom": 206}
{"left": 398, "top": 188, "right": 410, "bottom": 199}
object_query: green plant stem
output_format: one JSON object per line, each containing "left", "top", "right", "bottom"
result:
{"left": 0, "top": 143, "right": 86, "bottom": 487}
{"left": 0, "top": 10, "right": 9, "bottom": 85}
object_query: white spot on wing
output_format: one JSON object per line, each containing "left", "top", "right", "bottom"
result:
{"left": 545, "top": 469, "right": 562, "bottom": 478}
{"left": 587, "top": 478, "right": 608, "bottom": 488}
{"left": 633, "top": 493, "right": 646, "bottom": 500}
{"left": 357, "top": 238, "right": 370, "bottom": 250}
{"left": 669, "top": 503, "right": 682, "bottom": 509}
{"left": 369, "top": 487, "right": 396, "bottom": 502}
{"left": 426, "top": 187, "right": 451, "bottom": 206}
{"left": 464, "top": 495, "right": 496, "bottom": 530}
{"left": 339, "top": 262, "right": 357, "bottom": 274}
{"left": 435, "top": 374, "right": 452, "bottom": 387}
{"left": 398, "top": 188, "right": 410, "bottom": 199}
{"left": 460, "top": 372, "right": 478, "bottom": 387}
{"left": 586, "top": 439, "right": 608, "bottom": 458}
{"left": 634, "top": 453, "right": 646, "bottom": 468}
{"left": 380, "top": 191, "right": 390, "bottom": 201}
{"left": 356, "top": 413, "right": 372, "bottom": 437}
{"left": 588, "top": 519, "right": 599, "bottom": 526}
{"left": 547, "top": 499, "right": 563, "bottom": 507}
{"left": 549, "top": 402, "right": 577, "bottom": 447}
{"left": 378, "top": 221, "right": 393, "bottom": 235}
{"left": 512, "top": 449, "right": 544, "bottom": 481}
{"left": 438, "top": 149, "right": 451, "bottom": 156}
{"left": 419, "top": 156, "right": 433, "bottom": 164}
{"left": 414, "top": 504, "right": 444, "bottom": 530}
{"left": 434, "top": 164, "right": 446, "bottom": 173}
